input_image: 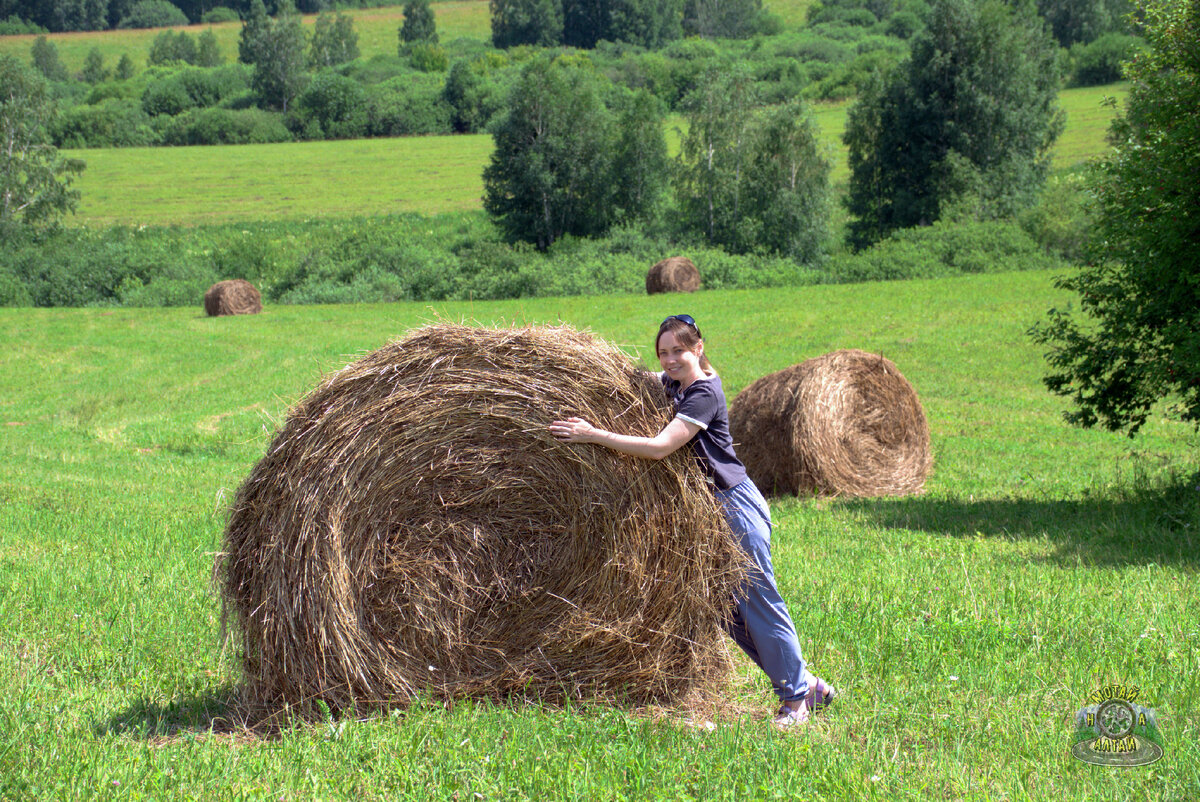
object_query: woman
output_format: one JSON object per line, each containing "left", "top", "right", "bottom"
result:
{"left": 549, "top": 314, "right": 834, "bottom": 728}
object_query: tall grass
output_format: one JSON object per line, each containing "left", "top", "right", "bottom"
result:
{"left": 1, "top": 271, "right": 1197, "bottom": 798}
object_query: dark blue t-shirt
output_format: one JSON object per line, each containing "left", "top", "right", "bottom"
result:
{"left": 661, "top": 372, "right": 748, "bottom": 491}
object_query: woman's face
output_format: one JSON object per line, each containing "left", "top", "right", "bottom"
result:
{"left": 657, "top": 329, "right": 703, "bottom": 381}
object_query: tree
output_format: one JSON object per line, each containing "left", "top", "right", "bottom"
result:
{"left": 1031, "top": 0, "right": 1200, "bottom": 435}
{"left": 196, "top": 28, "right": 223, "bottom": 67}
{"left": 562, "top": 0, "right": 684, "bottom": 48}
{"left": 483, "top": 56, "right": 667, "bottom": 248}
{"left": 490, "top": 0, "right": 563, "bottom": 48}
{"left": 148, "top": 30, "right": 198, "bottom": 65}
{"left": 674, "top": 66, "right": 757, "bottom": 250}
{"left": 742, "top": 99, "right": 831, "bottom": 261}
{"left": 683, "top": 0, "right": 763, "bottom": 38}
{"left": 81, "top": 47, "right": 108, "bottom": 83}
{"left": 311, "top": 12, "right": 359, "bottom": 67}
{"left": 0, "top": 56, "right": 84, "bottom": 231}
{"left": 248, "top": 0, "right": 308, "bottom": 112}
{"left": 30, "top": 36, "right": 68, "bottom": 82}
{"left": 675, "top": 68, "right": 831, "bottom": 259}
{"left": 238, "top": 0, "right": 270, "bottom": 64}
{"left": 842, "top": 0, "right": 1063, "bottom": 249}
{"left": 1037, "top": 0, "right": 1132, "bottom": 46}
{"left": 400, "top": 0, "right": 437, "bottom": 44}
{"left": 115, "top": 52, "right": 136, "bottom": 79}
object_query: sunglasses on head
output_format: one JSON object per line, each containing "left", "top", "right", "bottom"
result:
{"left": 663, "top": 314, "right": 701, "bottom": 337}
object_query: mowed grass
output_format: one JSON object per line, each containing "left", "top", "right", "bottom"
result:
{"left": 63, "top": 83, "right": 1127, "bottom": 227}
{"left": 1, "top": 271, "right": 1197, "bottom": 798}
{"left": 0, "top": 2, "right": 492, "bottom": 72}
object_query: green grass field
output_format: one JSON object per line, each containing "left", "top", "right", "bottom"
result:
{"left": 61, "top": 83, "right": 1127, "bottom": 228}
{"left": 2, "top": 271, "right": 1197, "bottom": 798}
{"left": 0, "top": 2, "right": 493, "bottom": 71}
{"left": 0, "top": 0, "right": 818, "bottom": 71}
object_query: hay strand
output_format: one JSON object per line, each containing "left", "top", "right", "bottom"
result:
{"left": 729, "top": 349, "right": 931, "bottom": 497}
{"left": 218, "top": 323, "right": 745, "bottom": 714}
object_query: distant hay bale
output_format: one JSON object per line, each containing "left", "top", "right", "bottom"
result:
{"left": 646, "top": 257, "right": 701, "bottom": 294}
{"left": 729, "top": 349, "right": 931, "bottom": 497}
{"left": 204, "top": 279, "right": 261, "bottom": 317}
{"left": 218, "top": 323, "right": 745, "bottom": 714}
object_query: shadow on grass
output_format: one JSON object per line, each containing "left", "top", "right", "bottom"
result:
{"left": 833, "top": 470, "right": 1200, "bottom": 567}
{"left": 96, "top": 685, "right": 253, "bottom": 740}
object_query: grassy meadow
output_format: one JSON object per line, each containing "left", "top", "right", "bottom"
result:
{"left": 61, "top": 83, "right": 1126, "bottom": 228}
{"left": 0, "top": 0, "right": 818, "bottom": 71}
{"left": 2, "top": 271, "right": 1197, "bottom": 798}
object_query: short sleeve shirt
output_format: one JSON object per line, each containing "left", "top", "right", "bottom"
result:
{"left": 661, "top": 372, "right": 748, "bottom": 491}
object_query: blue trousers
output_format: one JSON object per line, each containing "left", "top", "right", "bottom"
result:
{"left": 715, "top": 479, "right": 808, "bottom": 703}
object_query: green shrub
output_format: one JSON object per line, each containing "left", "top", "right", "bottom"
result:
{"left": 406, "top": 42, "right": 449, "bottom": 73}
{"left": 830, "top": 220, "right": 1057, "bottom": 283}
{"left": 0, "top": 15, "right": 47, "bottom": 35}
{"left": 118, "top": 0, "right": 189, "bottom": 29}
{"left": 51, "top": 99, "right": 160, "bottom": 148}
{"left": 1069, "top": 33, "right": 1141, "bottom": 87}
{"left": 1018, "top": 169, "right": 1094, "bottom": 262}
{"left": 201, "top": 7, "right": 241, "bottom": 24}
{"left": 141, "top": 65, "right": 251, "bottom": 116}
{"left": 159, "top": 107, "right": 291, "bottom": 145}
{"left": 295, "top": 70, "right": 369, "bottom": 139}
{"left": 365, "top": 75, "right": 452, "bottom": 135}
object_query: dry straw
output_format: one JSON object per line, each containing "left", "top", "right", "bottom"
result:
{"left": 729, "top": 349, "right": 932, "bottom": 497}
{"left": 218, "top": 323, "right": 745, "bottom": 715}
{"left": 646, "top": 257, "right": 701, "bottom": 294}
{"left": 204, "top": 279, "right": 262, "bottom": 317}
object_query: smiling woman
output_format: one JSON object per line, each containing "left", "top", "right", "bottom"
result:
{"left": 64, "top": 134, "right": 493, "bottom": 225}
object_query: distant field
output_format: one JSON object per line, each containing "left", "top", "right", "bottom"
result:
{"left": 0, "top": 0, "right": 816, "bottom": 72}
{"left": 63, "top": 83, "right": 1128, "bottom": 227}
{"left": 0, "top": 2, "right": 491, "bottom": 71}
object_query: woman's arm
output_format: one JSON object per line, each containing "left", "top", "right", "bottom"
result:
{"left": 548, "top": 415, "right": 699, "bottom": 460}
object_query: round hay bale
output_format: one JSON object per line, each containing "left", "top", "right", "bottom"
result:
{"left": 204, "top": 279, "right": 262, "bottom": 317}
{"left": 645, "top": 257, "right": 701, "bottom": 294}
{"left": 219, "top": 323, "right": 745, "bottom": 713}
{"left": 729, "top": 349, "right": 931, "bottom": 497}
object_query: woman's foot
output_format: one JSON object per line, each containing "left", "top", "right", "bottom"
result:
{"left": 804, "top": 670, "right": 836, "bottom": 712}
{"left": 772, "top": 700, "right": 809, "bottom": 729}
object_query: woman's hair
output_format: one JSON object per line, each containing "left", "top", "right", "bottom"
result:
{"left": 656, "top": 316, "right": 712, "bottom": 372}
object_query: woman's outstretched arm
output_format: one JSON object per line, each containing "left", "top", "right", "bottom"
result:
{"left": 548, "top": 416, "right": 699, "bottom": 460}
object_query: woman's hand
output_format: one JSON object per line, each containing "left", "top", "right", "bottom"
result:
{"left": 549, "top": 417, "right": 596, "bottom": 443}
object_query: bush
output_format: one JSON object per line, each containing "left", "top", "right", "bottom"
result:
{"left": 148, "top": 30, "right": 198, "bottom": 66}
{"left": 201, "top": 7, "right": 241, "bottom": 24}
{"left": 365, "top": 75, "right": 452, "bottom": 135}
{"left": 295, "top": 70, "right": 369, "bottom": 139}
{"left": 141, "top": 65, "right": 252, "bottom": 116}
{"left": 884, "top": 10, "right": 924, "bottom": 38}
{"left": 1070, "top": 33, "right": 1142, "bottom": 87}
{"left": 118, "top": 0, "right": 189, "bottom": 29}
{"left": 0, "top": 15, "right": 47, "bottom": 35}
{"left": 1018, "top": 169, "right": 1094, "bottom": 262}
{"left": 159, "top": 107, "right": 292, "bottom": 145}
{"left": 51, "top": 99, "right": 160, "bottom": 148}
{"left": 830, "top": 220, "right": 1057, "bottom": 282}
{"left": 406, "top": 42, "right": 449, "bottom": 73}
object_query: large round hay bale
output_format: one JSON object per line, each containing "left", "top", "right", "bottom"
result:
{"left": 646, "top": 256, "right": 701, "bottom": 294}
{"left": 729, "top": 349, "right": 931, "bottom": 497}
{"left": 204, "top": 279, "right": 261, "bottom": 317}
{"left": 219, "top": 323, "right": 744, "bottom": 713}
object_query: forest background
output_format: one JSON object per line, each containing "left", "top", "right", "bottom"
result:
{"left": 0, "top": 0, "right": 1143, "bottom": 308}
